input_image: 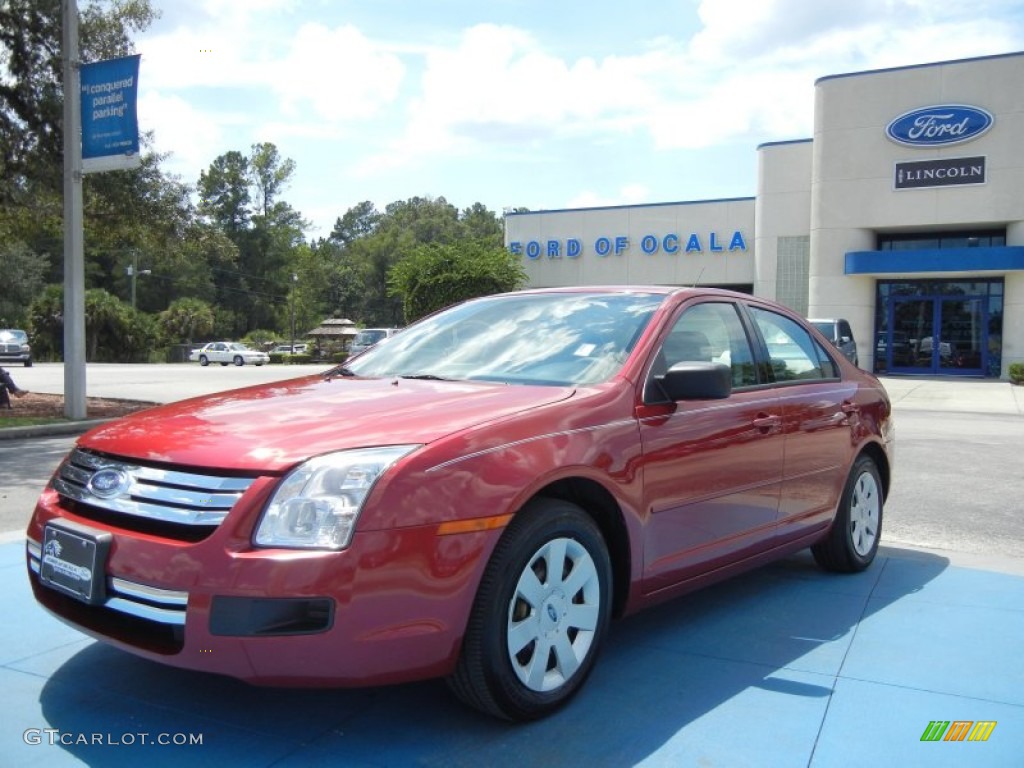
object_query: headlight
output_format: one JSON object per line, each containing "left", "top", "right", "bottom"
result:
{"left": 253, "top": 445, "right": 420, "bottom": 550}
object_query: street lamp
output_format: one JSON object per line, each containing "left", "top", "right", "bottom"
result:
{"left": 126, "top": 251, "right": 151, "bottom": 309}
{"left": 289, "top": 272, "right": 298, "bottom": 353}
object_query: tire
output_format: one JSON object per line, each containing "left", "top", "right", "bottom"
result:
{"left": 25, "top": 360, "right": 32, "bottom": 367}
{"left": 448, "top": 498, "right": 612, "bottom": 721}
{"left": 233, "top": 355, "right": 244, "bottom": 366}
{"left": 199, "top": 355, "right": 209, "bottom": 367}
{"left": 812, "top": 455, "right": 883, "bottom": 573}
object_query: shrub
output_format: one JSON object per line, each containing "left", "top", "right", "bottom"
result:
{"left": 1010, "top": 362, "right": 1024, "bottom": 385}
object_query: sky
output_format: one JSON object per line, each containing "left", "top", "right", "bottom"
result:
{"left": 133, "top": 0, "right": 1024, "bottom": 239}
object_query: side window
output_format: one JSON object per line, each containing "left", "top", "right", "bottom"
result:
{"left": 839, "top": 320, "right": 853, "bottom": 341}
{"left": 750, "top": 307, "right": 838, "bottom": 382}
{"left": 648, "top": 302, "right": 758, "bottom": 397}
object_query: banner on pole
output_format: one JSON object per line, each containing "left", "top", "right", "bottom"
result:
{"left": 80, "top": 54, "right": 142, "bottom": 173}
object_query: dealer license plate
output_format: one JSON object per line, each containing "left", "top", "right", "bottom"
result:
{"left": 39, "top": 524, "right": 109, "bottom": 604}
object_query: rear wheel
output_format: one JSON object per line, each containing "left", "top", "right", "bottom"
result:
{"left": 812, "top": 455, "right": 882, "bottom": 572}
{"left": 448, "top": 498, "right": 612, "bottom": 721}
{"left": 233, "top": 355, "right": 244, "bottom": 366}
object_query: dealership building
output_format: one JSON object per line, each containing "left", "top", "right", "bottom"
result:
{"left": 505, "top": 52, "right": 1024, "bottom": 379}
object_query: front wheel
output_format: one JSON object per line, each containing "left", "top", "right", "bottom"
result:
{"left": 448, "top": 498, "right": 612, "bottom": 721}
{"left": 199, "top": 355, "right": 209, "bottom": 367}
{"left": 233, "top": 355, "right": 244, "bottom": 366}
{"left": 812, "top": 454, "right": 883, "bottom": 572}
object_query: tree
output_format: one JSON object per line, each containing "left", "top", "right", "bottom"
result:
{"left": 27, "top": 283, "right": 64, "bottom": 360}
{"left": 159, "top": 297, "right": 214, "bottom": 346}
{"left": 0, "top": 0, "right": 158, "bottom": 206}
{"left": 27, "top": 283, "right": 155, "bottom": 361}
{"left": 328, "top": 201, "right": 380, "bottom": 246}
{"left": 198, "top": 150, "right": 251, "bottom": 234}
{"left": 388, "top": 241, "right": 526, "bottom": 323}
{"left": 0, "top": 240, "right": 48, "bottom": 326}
{"left": 250, "top": 142, "right": 295, "bottom": 218}
{"left": 197, "top": 144, "right": 307, "bottom": 335}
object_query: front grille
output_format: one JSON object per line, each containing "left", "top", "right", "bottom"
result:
{"left": 52, "top": 448, "right": 258, "bottom": 540}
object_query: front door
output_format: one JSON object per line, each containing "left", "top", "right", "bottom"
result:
{"left": 639, "top": 301, "right": 784, "bottom": 594}
{"left": 887, "top": 296, "right": 986, "bottom": 375}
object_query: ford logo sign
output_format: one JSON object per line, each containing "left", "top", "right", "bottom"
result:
{"left": 86, "top": 467, "right": 131, "bottom": 499}
{"left": 886, "top": 104, "right": 993, "bottom": 147}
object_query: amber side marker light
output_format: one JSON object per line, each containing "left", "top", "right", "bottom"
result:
{"left": 437, "top": 514, "right": 514, "bottom": 536}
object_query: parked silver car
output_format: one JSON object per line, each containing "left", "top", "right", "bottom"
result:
{"left": 0, "top": 329, "right": 32, "bottom": 367}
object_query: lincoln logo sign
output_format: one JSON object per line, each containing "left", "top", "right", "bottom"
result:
{"left": 886, "top": 104, "right": 993, "bottom": 147}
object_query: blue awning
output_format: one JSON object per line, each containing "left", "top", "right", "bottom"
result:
{"left": 844, "top": 245, "right": 1024, "bottom": 274}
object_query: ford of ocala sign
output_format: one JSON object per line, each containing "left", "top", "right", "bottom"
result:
{"left": 886, "top": 104, "right": 993, "bottom": 147}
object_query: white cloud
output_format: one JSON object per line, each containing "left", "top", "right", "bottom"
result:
{"left": 139, "top": 20, "right": 404, "bottom": 119}
{"left": 138, "top": 90, "right": 229, "bottom": 183}
{"left": 273, "top": 23, "right": 405, "bottom": 123}
{"left": 566, "top": 184, "right": 651, "bottom": 210}
{"left": 126, "top": 0, "right": 1024, "bottom": 233}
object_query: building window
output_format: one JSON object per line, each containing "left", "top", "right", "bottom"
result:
{"left": 776, "top": 235, "right": 810, "bottom": 315}
{"left": 877, "top": 230, "right": 1006, "bottom": 251}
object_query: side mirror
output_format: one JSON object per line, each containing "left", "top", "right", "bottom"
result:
{"left": 659, "top": 362, "right": 732, "bottom": 400}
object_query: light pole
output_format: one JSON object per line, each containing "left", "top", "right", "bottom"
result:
{"left": 126, "top": 251, "right": 151, "bottom": 309}
{"left": 289, "top": 272, "right": 298, "bottom": 352}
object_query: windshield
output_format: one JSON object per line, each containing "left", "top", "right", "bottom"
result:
{"left": 342, "top": 292, "right": 663, "bottom": 386}
{"left": 0, "top": 330, "right": 27, "bottom": 343}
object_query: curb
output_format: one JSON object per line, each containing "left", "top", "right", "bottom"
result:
{"left": 0, "top": 418, "right": 113, "bottom": 441}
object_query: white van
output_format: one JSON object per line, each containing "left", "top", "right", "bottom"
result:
{"left": 349, "top": 327, "right": 401, "bottom": 356}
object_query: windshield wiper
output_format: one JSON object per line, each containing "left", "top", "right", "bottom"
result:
{"left": 324, "top": 366, "right": 357, "bottom": 380}
{"left": 399, "top": 373, "right": 452, "bottom": 381}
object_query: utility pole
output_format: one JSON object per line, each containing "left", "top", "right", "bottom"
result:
{"left": 289, "top": 273, "right": 298, "bottom": 352}
{"left": 127, "top": 250, "right": 151, "bottom": 309}
{"left": 62, "top": 0, "right": 86, "bottom": 419}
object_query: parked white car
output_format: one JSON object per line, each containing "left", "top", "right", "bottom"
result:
{"left": 190, "top": 342, "right": 269, "bottom": 367}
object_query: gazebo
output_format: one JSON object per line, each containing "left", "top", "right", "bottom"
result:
{"left": 306, "top": 318, "right": 358, "bottom": 359}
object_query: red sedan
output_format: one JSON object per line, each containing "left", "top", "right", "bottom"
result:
{"left": 26, "top": 287, "right": 893, "bottom": 721}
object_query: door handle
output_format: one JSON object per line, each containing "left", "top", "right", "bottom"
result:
{"left": 753, "top": 414, "right": 781, "bottom": 432}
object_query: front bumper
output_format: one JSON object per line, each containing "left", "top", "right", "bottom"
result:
{"left": 26, "top": 491, "right": 497, "bottom": 687}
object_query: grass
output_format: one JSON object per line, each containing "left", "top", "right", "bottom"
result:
{"left": 0, "top": 415, "right": 73, "bottom": 428}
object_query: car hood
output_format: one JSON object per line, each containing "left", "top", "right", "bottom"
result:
{"left": 78, "top": 375, "right": 576, "bottom": 472}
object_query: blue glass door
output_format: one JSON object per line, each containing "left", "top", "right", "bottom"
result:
{"left": 887, "top": 296, "right": 986, "bottom": 375}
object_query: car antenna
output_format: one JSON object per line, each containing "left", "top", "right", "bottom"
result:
{"left": 691, "top": 267, "right": 705, "bottom": 288}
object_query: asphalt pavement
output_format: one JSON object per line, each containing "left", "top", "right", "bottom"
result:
{"left": 1, "top": 368, "right": 1022, "bottom": 766}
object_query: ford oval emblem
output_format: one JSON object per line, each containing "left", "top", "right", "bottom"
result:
{"left": 86, "top": 467, "right": 131, "bottom": 499}
{"left": 886, "top": 104, "right": 993, "bottom": 148}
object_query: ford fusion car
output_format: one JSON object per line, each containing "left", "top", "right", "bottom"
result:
{"left": 26, "top": 287, "right": 893, "bottom": 721}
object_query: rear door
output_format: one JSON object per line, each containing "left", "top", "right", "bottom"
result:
{"left": 639, "top": 300, "right": 784, "bottom": 593}
{"left": 747, "top": 306, "right": 858, "bottom": 544}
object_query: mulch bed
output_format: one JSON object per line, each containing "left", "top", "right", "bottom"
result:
{"left": 0, "top": 391, "right": 155, "bottom": 421}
